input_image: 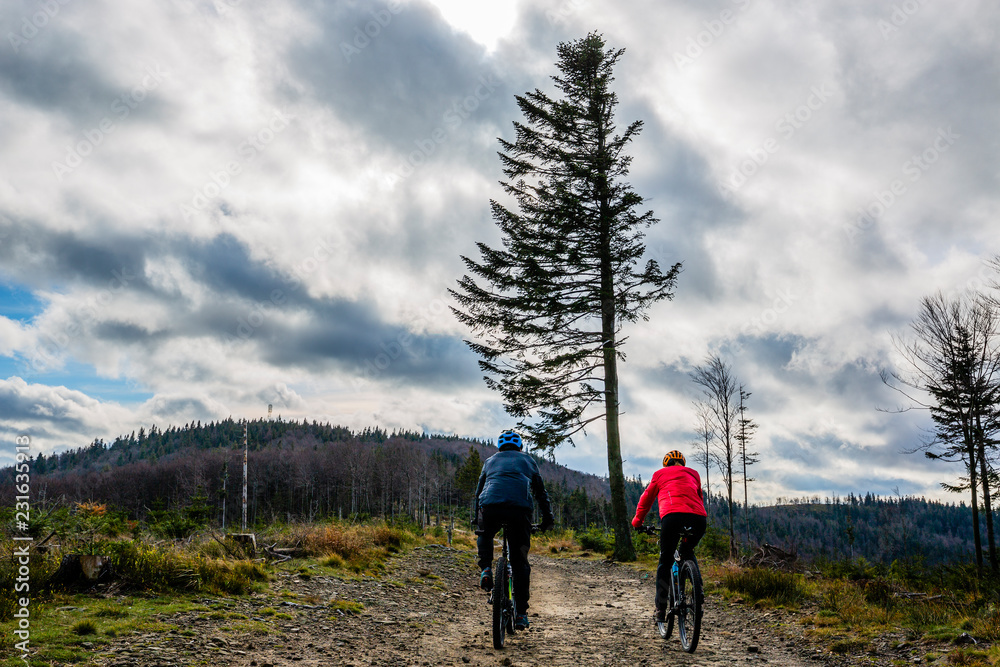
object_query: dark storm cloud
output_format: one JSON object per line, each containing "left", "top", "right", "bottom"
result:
{"left": 0, "top": 16, "right": 170, "bottom": 127}
{"left": 0, "top": 218, "right": 149, "bottom": 291}
{"left": 288, "top": 0, "right": 512, "bottom": 155}
{"left": 0, "top": 29, "right": 119, "bottom": 117}
{"left": 261, "top": 307, "right": 479, "bottom": 388}
{"left": 0, "top": 219, "right": 478, "bottom": 388}
{"left": 181, "top": 234, "right": 287, "bottom": 303}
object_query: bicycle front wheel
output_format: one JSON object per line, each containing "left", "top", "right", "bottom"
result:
{"left": 677, "top": 560, "right": 703, "bottom": 653}
{"left": 492, "top": 557, "right": 509, "bottom": 649}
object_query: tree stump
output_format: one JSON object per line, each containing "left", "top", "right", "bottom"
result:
{"left": 231, "top": 533, "right": 257, "bottom": 556}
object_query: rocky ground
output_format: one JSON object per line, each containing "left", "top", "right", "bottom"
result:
{"left": 92, "top": 545, "right": 963, "bottom": 666}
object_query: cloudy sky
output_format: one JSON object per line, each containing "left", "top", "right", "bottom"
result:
{"left": 1, "top": 0, "right": 997, "bottom": 503}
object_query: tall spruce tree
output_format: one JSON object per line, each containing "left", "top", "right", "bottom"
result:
{"left": 450, "top": 33, "right": 681, "bottom": 561}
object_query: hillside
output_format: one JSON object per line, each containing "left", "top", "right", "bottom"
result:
{"left": 1, "top": 418, "right": 612, "bottom": 530}
{"left": 5, "top": 418, "right": 996, "bottom": 567}
{"left": 705, "top": 494, "right": 996, "bottom": 567}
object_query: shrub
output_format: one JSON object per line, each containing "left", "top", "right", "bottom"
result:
{"left": 947, "top": 647, "right": 991, "bottom": 666}
{"left": 322, "top": 554, "right": 346, "bottom": 569}
{"left": 696, "top": 525, "right": 731, "bottom": 561}
{"left": 372, "top": 525, "right": 406, "bottom": 549}
{"left": 0, "top": 540, "right": 61, "bottom": 620}
{"left": 301, "top": 524, "right": 369, "bottom": 559}
{"left": 970, "top": 604, "right": 1000, "bottom": 641}
{"left": 723, "top": 567, "right": 808, "bottom": 606}
{"left": 105, "top": 540, "right": 199, "bottom": 590}
{"left": 71, "top": 620, "right": 98, "bottom": 635}
{"left": 198, "top": 558, "right": 269, "bottom": 595}
{"left": 577, "top": 526, "right": 610, "bottom": 553}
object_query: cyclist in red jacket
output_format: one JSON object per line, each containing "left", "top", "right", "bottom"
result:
{"left": 632, "top": 449, "right": 707, "bottom": 622}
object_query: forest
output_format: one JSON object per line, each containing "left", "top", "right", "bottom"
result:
{"left": 2, "top": 418, "right": 611, "bottom": 532}
{"left": 3, "top": 418, "right": 995, "bottom": 567}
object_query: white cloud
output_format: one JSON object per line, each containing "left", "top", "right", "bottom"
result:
{"left": 0, "top": 0, "right": 998, "bottom": 503}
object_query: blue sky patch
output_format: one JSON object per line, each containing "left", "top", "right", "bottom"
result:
{"left": 2, "top": 358, "right": 152, "bottom": 405}
{"left": 0, "top": 281, "right": 44, "bottom": 323}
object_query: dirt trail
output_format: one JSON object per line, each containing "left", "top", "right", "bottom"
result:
{"left": 96, "top": 546, "right": 877, "bottom": 666}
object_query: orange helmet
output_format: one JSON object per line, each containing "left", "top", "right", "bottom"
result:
{"left": 663, "top": 450, "right": 686, "bottom": 467}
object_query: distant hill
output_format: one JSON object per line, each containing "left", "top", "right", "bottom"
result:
{"left": 1, "top": 418, "right": 612, "bottom": 530}
{"left": 5, "top": 419, "right": 994, "bottom": 567}
{"left": 704, "top": 493, "right": 995, "bottom": 567}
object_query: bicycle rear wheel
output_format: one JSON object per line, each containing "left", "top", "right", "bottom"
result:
{"left": 677, "top": 560, "right": 702, "bottom": 653}
{"left": 492, "top": 557, "right": 509, "bottom": 649}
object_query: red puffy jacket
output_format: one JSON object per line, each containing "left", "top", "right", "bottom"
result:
{"left": 632, "top": 465, "right": 707, "bottom": 527}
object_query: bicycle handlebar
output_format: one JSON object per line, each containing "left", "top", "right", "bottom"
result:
{"left": 636, "top": 525, "right": 660, "bottom": 535}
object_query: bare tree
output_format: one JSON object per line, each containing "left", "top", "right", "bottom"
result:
{"left": 883, "top": 291, "right": 1000, "bottom": 572}
{"left": 736, "top": 385, "right": 759, "bottom": 546}
{"left": 693, "top": 401, "right": 716, "bottom": 519}
{"left": 691, "top": 355, "right": 739, "bottom": 557}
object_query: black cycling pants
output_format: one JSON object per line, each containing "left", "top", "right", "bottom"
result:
{"left": 477, "top": 505, "right": 532, "bottom": 614}
{"left": 655, "top": 512, "right": 707, "bottom": 610}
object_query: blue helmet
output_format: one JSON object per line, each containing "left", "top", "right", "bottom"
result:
{"left": 497, "top": 430, "right": 522, "bottom": 449}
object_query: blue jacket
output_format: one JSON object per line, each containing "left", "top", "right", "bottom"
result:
{"left": 475, "top": 447, "right": 553, "bottom": 521}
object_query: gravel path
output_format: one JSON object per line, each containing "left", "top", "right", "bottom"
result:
{"left": 95, "top": 546, "right": 931, "bottom": 666}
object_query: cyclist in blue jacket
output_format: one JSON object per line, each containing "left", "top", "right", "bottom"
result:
{"left": 474, "top": 430, "right": 554, "bottom": 630}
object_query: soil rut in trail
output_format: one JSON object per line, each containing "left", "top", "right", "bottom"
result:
{"left": 97, "top": 547, "right": 861, "bottom": 666}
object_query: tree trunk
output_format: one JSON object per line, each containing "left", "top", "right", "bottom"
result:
{"left": 597, "top": 114, "right": 635, "bottom": 562}
{"left": 966, "top": 420, "right": 983, "bottom": 570}
{"left": 975, "top": 413, "right": 998, "bottom": 572}
{"left": 727, "top": 462, "right": 735, "bottom": 558}
{"left": 603, "top": 342, "right": 635, "bottom": 561}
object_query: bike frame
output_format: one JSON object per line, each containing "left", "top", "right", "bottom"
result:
{"left": 639, "top": 524, "right": 702, "bottom": 653}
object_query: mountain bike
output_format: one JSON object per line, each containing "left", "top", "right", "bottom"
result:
{"left": 488, "top": 524, "right": 539, "bottom": 649}
{"left": 637, "top": 524, "right": 703, "bottom": 653}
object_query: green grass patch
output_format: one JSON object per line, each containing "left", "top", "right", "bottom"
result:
{"left": 830, "top": 637, "right": 868, "bottom": 654}
{"left": 0, "top": 594, "right": 200, "bottom": 667}
{"left": 70, "top": 619, "right": 98, "bottom": 635}
{"left": 947, "top": 647, "right": 992, "bottom": 666}
{"left": 722, "top": 567, "right": 808, "bottom": 607}
{"left": 330, "top": 599, "right": 364, "bottom": 615}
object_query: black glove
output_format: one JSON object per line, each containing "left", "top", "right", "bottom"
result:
{"left": 539, "top": 517, "right": 554, "bottom": 532}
